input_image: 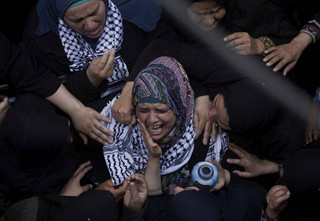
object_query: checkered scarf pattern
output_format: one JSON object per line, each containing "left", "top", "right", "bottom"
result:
{"left": 101, "top": 57, "right": 228, "bottom": 186}
{"left": 58, "top": 0, "right": 128, "bottom": 85}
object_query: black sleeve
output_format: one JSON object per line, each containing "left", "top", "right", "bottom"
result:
{"left": 283, "top": 147, "right": 320, "bottom": 195}
{"left": 224, "top": 0, "right": 298, "bottom": 45}
{"left": 22, "top": 7, "right": 101, "bottom": 104}
{"left": 0, "top": 32, "right": 60, "bottom": 97}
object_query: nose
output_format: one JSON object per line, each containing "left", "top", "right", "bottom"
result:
{"left": 147, "top": 111, "right": 158, "bottom": 124}
{"left": 83, "top": 19, "right": 95, "bottom": 31}
{"left": 202, "top": 15, "right": 215, "bottom": 26}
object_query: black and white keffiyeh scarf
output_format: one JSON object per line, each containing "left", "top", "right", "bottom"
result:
{"left": 101, "top": 57, "right": 229, "bottom": 186}
{"left": 58, "top": 0, "right": 128, "bottom": 96}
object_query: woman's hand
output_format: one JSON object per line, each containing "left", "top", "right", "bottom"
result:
{"left": 60, "top": 161, "right": 93, "bottom": 197}
{"left": 263, "top": 32, "right": 312, "bottom": 76}
{"left": 0, "top": 97, "right": 10, "bottom": 122}
{"left": 123, "top": 173, "right": 148, "bottom": 211}
{"left": 226, "top": 143, "right": 279, "bottom": 177}
{"left": 95, "top": 179, "right": 128, "bottom": 202}
{"left": 138, "top": 119, "right": 162, "bottom": 158}
{"left": 209, "top": 161, "right": 230, "bottom": 191}
{"left": 112, "top": 82, "right": 136, "bottom": 127}
{"left": 70, "top": 105, "right": 115, "bottom": 145}
{"left": 224, "top": 32, "right": 265, "bottom": 55}
{"left": 194, "top": 95, "right": 213, "bottom": 145}
{"left": 266, "top": 185, "right": 290, "bottom": 219}
{"left": 87, "top": 49, "right": 115, "bottom": 87}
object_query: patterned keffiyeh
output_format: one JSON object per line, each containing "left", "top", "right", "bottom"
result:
{"left": 101, "top": 57, "right": 229, "bottom": 186}
{"left": 58, "top": 0, "right": 129, "bottom": 96}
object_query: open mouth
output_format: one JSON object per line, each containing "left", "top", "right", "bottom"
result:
{"left": 148, "top": 125, "right": 163, "bottom": 136}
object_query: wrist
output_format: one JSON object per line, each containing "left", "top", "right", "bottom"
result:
{"left": 261, "top": 160, "right": 279, "bottom": 175}
{"left": 86, "top": 70, "right": 102, "bottom": 88}
{"left": 258, "top": 36, "right": 275, "bottom": 55}
{"left": 292, "top": 32, "right": 312, "bottom": 51}
{"left": 266, "top": 206, "right": 280, "bottom": 220}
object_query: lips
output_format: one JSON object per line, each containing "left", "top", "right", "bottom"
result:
{"left": 148, "top": 125, "right": 162, "bottom": 135}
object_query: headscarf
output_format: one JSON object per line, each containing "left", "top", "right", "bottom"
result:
{"left": 220, "top": 79, "right": 279, "bottom": 134}
{"left": 36, "top": 0, "right": 129, "bottom": 96}
{"left": 101, "top": 56, "right": 228, "bottom": 186}
{"left": 36, "top": 0, "right": 109, "bottom": 36}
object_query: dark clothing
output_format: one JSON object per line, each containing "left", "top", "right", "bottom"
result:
{"left": 0, "top": 32, "right": 60, "bottom": 98}
{"left": 4, "top": 190, "right": 145, "bottom": 221}
{"left": 143, "top": 183, "right": 266, "bottom": 221}
{"left": 276, "top": 140, "right": 320, "bottom": 221}
{"left": 0, "top": 94, "right": 78, "bottom": 202}
{"left": 23, "top": 7, "right": 177, "bottom": 104}
{"left": 220, "top": 0, "right": 298, "bottom": 45}
{"left": 23, "top": 7, "right": 101, "bottom": 104}
{"left": 141, "top": 134, "right": 265, "bottom": 221}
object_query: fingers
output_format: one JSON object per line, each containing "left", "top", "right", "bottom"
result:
{"left": 174, "top": 186, "right": 184, "bottom": 195}
{"left": 202, "top": 120, "right": 213, "bottom": 145}
{"left": 128, "top": 116, "right": 137, "bottom": 128}
{"left": 194, "top": 112, "right": 201, "bottom": 139}
{"left": 231, "top": 170, "right": 252, "bottom": 178}
{"left": 73, "top": 161, "right": 93, "bottom": 183}
{"left": 79, "top": 132, "right": 88, "bottom": 145}
{"left": 228, "top": 143, "right": 246, "bottom": 158}
{"left": 82, "top": 184, "right": 93, "bottom": 192}
{"left": 102, "top": 49, "right": 115, "bottom": 76}
{"left": 211, "top": 122, "right": 218, "bottom": 143}
{"left": 173, "top": 186, "right": 199, "bottom": 195}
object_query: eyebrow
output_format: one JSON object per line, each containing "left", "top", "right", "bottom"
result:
{"left": 191, "top": 6, "right": 223, "bottom": 15}
{"left": 67, "top": 4, "right": 100, "bottom": 22}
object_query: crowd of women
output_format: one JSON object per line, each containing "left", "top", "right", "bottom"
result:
{"left": 0, "top": 0, "right": 319, "bottom": 220}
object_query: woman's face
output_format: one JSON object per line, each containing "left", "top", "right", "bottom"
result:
{"left": 64, "top": 0, "right": 106, "bottom": 39}
{"left": 187, "top": 1, "right": 226, "bottom": 32}
{"left": 209, "top": 94, "right": 231, "bottom": 130}
{"left": 136, "top": 103, "right": 176, "bottom": 141}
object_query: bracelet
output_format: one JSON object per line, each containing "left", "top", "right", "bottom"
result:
{"left": 258, "top": 36, "right": 275, "bottom": 55}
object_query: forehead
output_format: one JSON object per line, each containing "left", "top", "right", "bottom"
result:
{"left": 65, "top": 0, "right": 100, "bottom": 18}
{"left": 137, "top": 102, "right": 170, "bottom": 109}
{"left": 191, "top": 1, "right": 222, "bottom": 11}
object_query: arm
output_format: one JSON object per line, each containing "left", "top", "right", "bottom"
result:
{"left": 46, "top": 84, "right": 114, "bottom": 145}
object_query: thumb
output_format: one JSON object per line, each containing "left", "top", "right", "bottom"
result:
{"left": 79, "top": 132, "right": 88, "bottom": 145}
{"left": 82, "top": 184, "right": 93, "bottom": 193}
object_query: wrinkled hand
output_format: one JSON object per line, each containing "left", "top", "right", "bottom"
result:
{"left": 70, "top": 106, "right": 114, "bottom": 145}
{"left": 209, "top": 161, "right": 230, "bottom": 191}
{"left": 266, "top": 185, "right": 290, "bottom": 219}
{"left": 60, "top": 161, "right": 93, "bottom": 196}
{"left": 87, "top": 49, "right": 115, "bottom": 87}
{"left": 95, "top": 179, "right": 128, "bottom": 202}
{"left": 224, "top": 32, "right": 265, "bottom": 55}
{"left": 112, "top": 82, "right": 136, "bottom": 127}
{"left": 194, "top": 95, "right": 213, "bottom": 145}
{"left": 263, "top": 43, "right": 302, "bottom": 76}
{"left": 138, "top": 119, "right": 162, "bottom": 158}
{"left": 263, "top": 32, "right": 312, "bottom": 76}
{"left": 226, "top": 143, "right": 278, "bottom": 177}
{"left": 123, "top": 173, "right": 148, "bottom": 211}
{"left": 0, "top": 97, "right": 10, "bottom": 122}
